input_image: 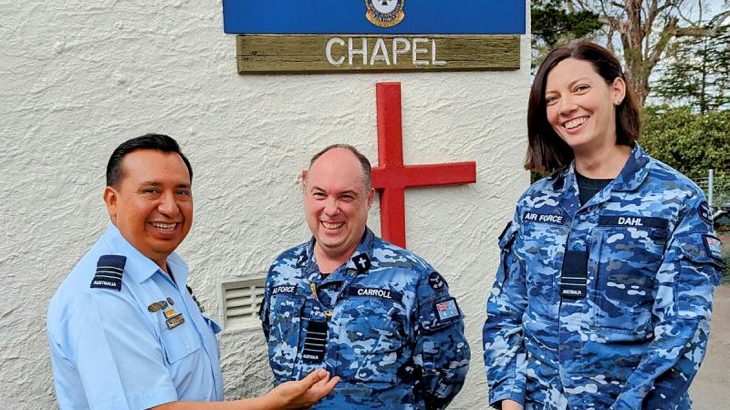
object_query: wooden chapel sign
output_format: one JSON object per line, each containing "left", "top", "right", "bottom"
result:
{"left": 221, "top": 1, "right": 526, "bottom": 73}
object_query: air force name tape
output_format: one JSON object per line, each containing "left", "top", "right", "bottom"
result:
{"left": 523, "top": 211, "right": 565, "bottom": 225}
{"left": 271, "top": 285, "right": 297, "bottom": 295}
{"left": 90, "top": 255, "right": 127, "bottom": 291}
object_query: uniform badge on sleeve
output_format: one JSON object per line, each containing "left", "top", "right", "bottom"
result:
{"left": 703, "top": 234, "right": 723, "bottom": 261}
{"left": 90, "top": 255, "right": 127, "bottom": 291}
{"left": 434, "top": 298, "right": 460, "bottom": 322}
{"left": 698, "top": 201, "right": 713, "bottom": 226}
{"left": 428, "top": 271, "right": 447, "bottom": 291}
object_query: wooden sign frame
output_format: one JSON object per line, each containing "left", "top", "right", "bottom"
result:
{"left": 236, "top": 34, "right": 520, "bottom": 74}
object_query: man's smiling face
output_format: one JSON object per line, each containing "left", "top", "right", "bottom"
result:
{"left": 104, "top": 149, "right": 193, "bottom": 268}
{"left": 304, "top": 148, "right": 374, "bottom": 262}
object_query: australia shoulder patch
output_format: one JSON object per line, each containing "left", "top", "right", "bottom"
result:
{"left": 90, "top": 255, "right": 126, "bottom": 291}
{"left": 434, "top": 298, "right": 461, "bottom": 322}
{"left": 703, "top": 234, "right": 723, "bottom": 261}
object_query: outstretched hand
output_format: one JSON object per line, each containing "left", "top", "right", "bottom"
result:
{"left": 266, "top": 369, "right": 340, "bottom": 409}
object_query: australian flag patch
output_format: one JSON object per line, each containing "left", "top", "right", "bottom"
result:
{"left": 90, "top": 255, "right": 126, "bottom": 291}
{"left": 434, "top": 298, "right": 460, "bottom": 322}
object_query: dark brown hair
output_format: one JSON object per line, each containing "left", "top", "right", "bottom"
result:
{"left": 525, "top": 40, "right": 641, "bottom": 172}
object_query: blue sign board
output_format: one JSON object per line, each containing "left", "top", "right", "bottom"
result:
{"left": 222, "top": 1, "right": 526, "bottom": 35}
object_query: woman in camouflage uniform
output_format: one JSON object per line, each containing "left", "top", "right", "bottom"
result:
{"left": 483, "top": 41, "right": 722, "bottom": 410}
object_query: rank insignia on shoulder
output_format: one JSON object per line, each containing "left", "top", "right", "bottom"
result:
{"left": 428, "top": 271, "right": 447, "bottom": 292}
{"left": 90, "top": 255, "right": 126, "bottom": 291}
{"left": 434, "top": 298, "right": 460, "bottom": 322}
{"left": 352, "top": 253, "right": 371, "bottom": 274}
{"left": 166, "top": 313, "right": 185, "bottom": 330}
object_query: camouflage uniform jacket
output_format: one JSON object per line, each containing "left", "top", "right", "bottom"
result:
{"left": 261, "top": 228, "right": 470, "bottom": 409}
{"left": 483, "top": 145, "right": 722, "bottom": 409}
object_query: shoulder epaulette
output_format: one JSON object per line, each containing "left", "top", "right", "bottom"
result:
{"left": 90, "top": 255, "right": 127, "bottom": 291}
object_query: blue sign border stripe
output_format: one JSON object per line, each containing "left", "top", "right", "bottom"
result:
{"left": 222, "top": 1, "right": 526, "bottom": 35}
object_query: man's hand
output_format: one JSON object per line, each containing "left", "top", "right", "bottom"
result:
{"left": 265, "top": 369, "right": 340, "bottom": 409}
{"left": 500, "top": 399, "right": 524, "bottom": 410}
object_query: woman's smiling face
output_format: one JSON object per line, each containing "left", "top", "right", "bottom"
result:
{"left": 544, "top": 58, "right": 626, "bottom": 153}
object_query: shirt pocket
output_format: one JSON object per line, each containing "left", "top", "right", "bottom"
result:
{"left": 592, "top": 226, "right": 666, "bottom": 332}
{"left": 336, "top": 298, "right": 407, "bottom": 385}
{"left": 522, "top": 221, "right": 568, "bottom": 304}
{"left": 160, "top": 318, "right": 203, "bottom": 364}
{"left": 677, "top": 234, "right": 723, "bottom": 317}
{"left": 267, "top": 294, "right": 305, "bottom": 381}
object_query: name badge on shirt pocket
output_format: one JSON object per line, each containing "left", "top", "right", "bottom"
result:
{"left": 598, "top": 216, "right": 668, "bottom": 230}
{"left": 345, "top": 287, "right": 403, "bottom": 303}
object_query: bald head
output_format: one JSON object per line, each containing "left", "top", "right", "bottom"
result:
{"left": 304, "top": 145, "right": 376, "bottom": 264}
{"left": 308, "top": 144, "right": 372, "bottom": 192}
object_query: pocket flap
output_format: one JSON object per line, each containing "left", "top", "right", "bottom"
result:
{"left": 161, "top": 322, "right": 202, "bottom": 363}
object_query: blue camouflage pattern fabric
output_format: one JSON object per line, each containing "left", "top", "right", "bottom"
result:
{"left": 261, "top": 228, "right": 470, "bottom": 409}
{"left": 483, "top": 144, "right": 722, "bottom": 410}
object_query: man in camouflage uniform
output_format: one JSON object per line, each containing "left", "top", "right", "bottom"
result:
{"left": 483, "top": 145, "right": 722, "bottom": 409}
{"left": 261, "top": 144, "right": 470, "bottom": 409}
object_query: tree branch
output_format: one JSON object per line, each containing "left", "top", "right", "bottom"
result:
{"left": 675, "top": 10, "right": 730, "bottom": 37}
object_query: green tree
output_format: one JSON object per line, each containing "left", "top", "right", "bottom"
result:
{"left": 531, "top": 0, "right": 603, "bottom": 68}
{"left": 652, "top": 21, "right": 730, "bottom": 113}
{"left": 566, "top": 0, "right": 730, "bottom": 104}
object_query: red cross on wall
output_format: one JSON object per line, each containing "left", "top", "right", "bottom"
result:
{"left": 373, "top": 82, "right": 476, "bottom": 248}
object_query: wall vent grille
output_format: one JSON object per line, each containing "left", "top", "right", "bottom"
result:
{"left": 221, "top": 278, "right": 266, "bottom": 331}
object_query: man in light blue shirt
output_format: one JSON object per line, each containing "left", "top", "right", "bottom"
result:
{"left": 47, "top": 134, "right": 338, "bottom": 409}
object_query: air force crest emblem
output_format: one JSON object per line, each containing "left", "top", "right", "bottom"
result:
{"left": 365, "top": 0, "right": 405, "bottom": 28}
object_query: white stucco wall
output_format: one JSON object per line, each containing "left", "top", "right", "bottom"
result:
{"left": 0, "top": 1, "right": 530, "bottom": 408}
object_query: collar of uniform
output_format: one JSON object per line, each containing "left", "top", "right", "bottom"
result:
{"left": 610, "top": 143, "right": 650, "bottom": 192}
{"left": 302, "top": 227, "right": 375, "bottom": 286}
{"left": 101, "top": 224, "right": 187, "bottom": 284}
{"left": 345, "top": 227, "right": 375, "bottom": 272}
{"left": 551, "top": 164, "right": 581, "bottom": 215}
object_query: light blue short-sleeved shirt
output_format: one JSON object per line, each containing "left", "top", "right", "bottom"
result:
{"left": 47, "top": 225, "right": 224, "bottom": 409}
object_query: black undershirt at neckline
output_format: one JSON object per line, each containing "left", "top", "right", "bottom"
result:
{"left": 575, "top": 172, "right": 613, "bottom": 206}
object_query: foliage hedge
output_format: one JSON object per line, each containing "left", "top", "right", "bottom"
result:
{"left": 640, "top": 106, "right": 730, "bottom": 179}
{"left": 641, "top": 106, "right": 730, "bottom": 279}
